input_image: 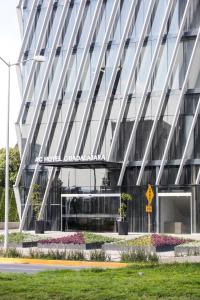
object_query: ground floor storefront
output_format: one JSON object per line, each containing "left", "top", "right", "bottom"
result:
{"left": 39, "top": 185, "right": 200, "bottom": 234}
{"left": 21, "top": 163, "right": 200, "bottom": 234}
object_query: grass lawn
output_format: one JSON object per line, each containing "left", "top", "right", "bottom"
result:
{"left": 0, "top": 263, "right": 200, "bottom": 299}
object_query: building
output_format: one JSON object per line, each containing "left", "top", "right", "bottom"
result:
{"left": 15, "top": 0, "right": 200, "bottom": 234}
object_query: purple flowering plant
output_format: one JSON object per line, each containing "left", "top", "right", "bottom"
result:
{"left": 39, "top": 232, "right": 85, "bottom": 245}
{"left": 151, "top": 234, "right": 191, "bottom": 247}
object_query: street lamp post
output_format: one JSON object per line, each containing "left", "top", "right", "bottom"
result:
{"left": 0, "top": 55, "right": 45, "bottom": 251}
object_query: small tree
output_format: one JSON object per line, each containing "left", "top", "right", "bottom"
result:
{"left": 0, "top": 146, "right": 20, "bottom": 187}
{"left": 118, "top": 193, "right": 133, "bottom": 222}
{"left": 31, "top": 184, "right": 42, "bottom": 220}
{"left": 0, "top": 146, "right": 20, "bottom": 221}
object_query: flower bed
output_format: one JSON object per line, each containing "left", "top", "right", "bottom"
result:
{"left": 104, "top": 234, "right": 192, "bottom": 252}
{"left": 39, "top": 233, "right": 85, "bottom": 245}
{"left": 38, "top": 233, "right": 87, "bottom": 249}
{"left": 117, "top": 235, "right": 151, "bottom": 247}
{"left": 103, "top": 235, "right": 154, "bottom": 252}
{"left": 38, "top": 232, "right": 118, "bottom": 250}
{"left": 151, "top": 234, "right": 191, "bottom": 252}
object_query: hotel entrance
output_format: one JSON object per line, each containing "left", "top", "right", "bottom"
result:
{"left": 39, "top": 158, "right": 121, "bottom": 231}
{"left": 158, "top": 192, "right": 192, "bottom": 234}
{"left": 61, "top": 193, "right": 120, "bottom": 232}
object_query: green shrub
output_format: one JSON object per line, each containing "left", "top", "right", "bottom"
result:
{"left": 0, "top": 232, "right": 41, "bottom": 244}
{"left": 29, "top": 249, "right": 42, "bottom": 259}
{"left": 0, "top": 247, "right": 22, "bottom": 258}
{"left": 89, "top": 249, "right": 111, "bottom": 262}
{"left": 83, "top": 232, "right": 118, "bottom": 244}
{"left": 120, "top": 250, "right": 158, "bottom": 263}
{"left": 29, "top": 249, "right": 66, "bottom": 260}
{"left": 0, "top": 232, "right": 24, "bottom": 243}
{"left": 119, "top": 193, "right": 133, "bottom": 221}
{"left": 66, "top": 250, "right": 85, "bottom": 261}
{"left": 148, "top": 252, "right": 159, "bottom": 263}
{"left": 0, "top": 188, "right": 19, "bottom": 222}
{"left": 0, "top": 146, "right": 20, "bottom": 222}
{"left": 31, "top": 184, "right": 42, "bottom": 219}
{"left": 120, "top": 250, "right": 146, "bottom": 262}
{"left": 46, "top": 250, "right": 66, "bottom": 260}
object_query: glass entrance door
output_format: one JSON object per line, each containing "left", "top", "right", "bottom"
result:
{"left": 61, "top": 193, "right": 120, "bottom": 232}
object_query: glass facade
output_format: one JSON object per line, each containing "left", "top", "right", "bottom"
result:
{"left": 15, "top": 0, "right": 200, "bottom": 233}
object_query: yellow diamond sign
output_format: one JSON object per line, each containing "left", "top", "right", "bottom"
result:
{"left": 145, "top": 184, "right": 154, "bottom": 204}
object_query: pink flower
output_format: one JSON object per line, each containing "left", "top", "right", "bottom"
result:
{"left": 151, "top": 234, "right": 190, "bottom": 247}
{"left": 39, "top": 233, "right": 85, "bottom": 244}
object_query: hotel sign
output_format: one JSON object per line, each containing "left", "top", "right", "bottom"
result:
{"left": 35, "top": 154, "right": 106, "bottom": 163}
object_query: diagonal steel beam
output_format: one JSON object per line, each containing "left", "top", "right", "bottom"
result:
{"left": 38, "top": 0, "right": 119, "bottom": 220}
{"left": 17, "top": 0, "right": 38, "bottom": 63}
{"left": 17, "top": 0, "right": 23, "bottom": 8}
{"left": 19, "top": 0, "right": 87, "bottom": 231}
{"left": 91, "top": 0, "right": 137, "bottom": 155}
{"left": 195, "top": 160, "right": 200, "bottom": 184}
{"left": 156, "top": 24, "right": 200, "bottom": 185}
{"left": 175, "top": 96, "right": 200, "bottom": 184}
{"left": 16, "top": 0, "right": 54, "bottom": 126}
{"left": 16, "top": 0, "right": 38, "bottom": 101}
{"left": 15, "top": 122, "right": 22, "bottom": 158}
{"left": 15, "top": 0, "right": 53, "bottom": 216}
{"left": 13, "top": 185, "right": 22, "bottom": 220}
{"left": 14, "top": 0, "right": 70, "bottom": 221}
{"left": 135, "top": 0, "right": 191, "bottom": 186}
{"left": 16, "top": 1, "right": 24, "bottom": 155}
{"left": 118, "top": 0, "right": 174, "bottom": 186}
{"left": 15, "top": 1, "right": 70, "bottom": 189}
{"left": 73, "top": 0, "right": 120, "bottom": 156}
{"left": 16, "top": 1, "right": 23, "bottom": 39}
{"left": 38, "top": 167, "right": 56, "bottom": 220}
{"left": 15, "top": 0, "right": 55, "bottom": 156}
{"left": 107, "top": 0, "right": 156, "bottom": 166}
{"left": 15, "top": 0, "right": 54, "bottom": 159}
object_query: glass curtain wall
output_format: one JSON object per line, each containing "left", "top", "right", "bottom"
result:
{"left": 19, "top": 0, "right": 200, "bottom": 232}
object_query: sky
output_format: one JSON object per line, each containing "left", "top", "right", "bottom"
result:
{"left": 0, "top": 0, "right": 21, "bottom": 148}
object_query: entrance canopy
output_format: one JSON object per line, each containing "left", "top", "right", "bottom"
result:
{"left": 39, "top": 160, "right": 121, "bottom": 169}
